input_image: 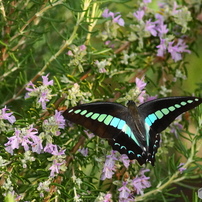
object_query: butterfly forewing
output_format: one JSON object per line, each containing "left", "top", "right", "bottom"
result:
{"left": 138, "top": 96, "right": 202, "bottom": 134}
{"left": 63, "top": 102, "right": 125, "bottom": 139}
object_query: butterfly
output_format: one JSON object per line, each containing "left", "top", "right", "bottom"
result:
{"left": 63, "top": 96, "right": 202, "bottom": 166}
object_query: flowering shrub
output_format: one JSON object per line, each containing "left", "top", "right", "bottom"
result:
{"left": 0, "top": 0, "right": 202, "bottom": 201}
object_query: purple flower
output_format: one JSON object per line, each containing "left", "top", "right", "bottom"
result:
{"left": 146, "top": 95, "right": 158, "bottom": 101}
{"left": 102, "top": 9, "right": 113, "bottom": 18}
{"left": 44, "top": 143, "right": 65, "bottom": 155}
{"left": 103, "top": 193, "right": 112, "bottom": 202}
{"left": 5, "top": 125, "right": 43, "bottom": 155}
{"left": 119, "top": 154, "right": 130, "bottom": 168}
{"left": 42, "top": 74, "right": 54, "bottom": 86}
{"left": 84, "top": 130, "right": 95, "bottom": 139}
{"left": 113, "top": 15, "right": 125, "bottom": 26}
{"left": 0, "top": 106, "right": 16, "bottom": 124}
{"left": 101, "top": 151, "right": 117, "bottom": 180}
{"left": 118, "top": 181, "right": 131, "bottom": 200}
{"left": 38, "top": 89, "right": 51, "bottom": 109}
{"left": 44, "top": 143, "right": 58, "bottom": 154}
{"left": 135, "top": 77, "right": 146, "bottom": 91}
{"left": 170, "top": 115, "right": 183, "bottom": 138}
{"left": 168, "top": 39, "right": 191, "bottom": 62}
{"left": 172, "top": 2, "right": 179, "bottom": 14}
{"left": 155, "top": 14, "right": 164, "bottom": 26}
{"left": 156, "top": 38, "right": 167, "bottom": 57}
{"left": 54, "top": 110, "right": 66, "bottom": 129}
{"left": 25, "top": 81, "right": 35, "bottom": 99}
{"left": 157, "top": 24, "right": 169, "bottom": 37}
{"left": 49, "top": 159, "right": 65, "bottom": 177}
{"left": 78, "top": 147, "right": 88, "bottom": 157}
{"left": 135, "top": 77, "right": 146, "bottom": 103}
{"left": 102, "top": 9, "right": 125, "bottom": 26}
{"left": 67, "top": 50, "right": 73, "bottom": 56}
{"left": 131, "top": 169, "right": 151, "bottom": 195}
{"left": 145, "top": 20, "right": 157, "bottom": 36}
{"left": 133, "top": 10, "right": 145, "bottom": 21}
{"left": 79, "top": 44, "right": 86, "bottom": 51}
{"left": 178, "top": 163, "right": 186, "bottom": 174}
{"left": 25, "top": 74, "right": 53, "bottom": 110}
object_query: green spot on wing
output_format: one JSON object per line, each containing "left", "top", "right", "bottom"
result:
{"left": 161, "top": 108, "right": 169, "bottom": 115}
{"left": 181, "top": 101, "right": 187, "bottom": 106}
{"left": 104, "top": 115, "right": 113, "bottom": 125}
{"left": 155, "top": 110, "right": 163, "bottom": 119}
{"left": 98, "top": 114, "right": 107, "bottom": 122}
{"left": 168, "top": 106, "right": 175, "bottom": 111}
{"left": 86, "top": 112, "right": 93, "bottom": 117}
{"left": 68, "top": 109, "right": 73, "bottom": 113}
{"left": 75, "top": 109, "right": 81, "bottom": 114}
{"left": 187, "top": 100, "right": 193, "bottom": 104}
{"left": 91, "top": 113, "right": 99, "bottom": 120}
{"left": 80, "top": 110, "right": 87, "bottom": 115}
{"left": 175, "top": 104, "right": 181, "bottom": 108}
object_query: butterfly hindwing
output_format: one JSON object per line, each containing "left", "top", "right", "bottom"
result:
{"left": 108, "top": 132, "right": 147, "bottom": 165}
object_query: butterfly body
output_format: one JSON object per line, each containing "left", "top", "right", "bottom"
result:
{"left": 63, "top": 96, "right": 202, "bottom": 165}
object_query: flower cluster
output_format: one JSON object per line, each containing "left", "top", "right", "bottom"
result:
{"left": 67, "top": 45, "right": 87, "bottom": 72}
{"left": 42, "top": 110, "right": 66, "bottom": 136}
{"left": 95, "top": 59, "right": 111, "bottom": 73}
{"left": 5, "top": 125, "right": 42, "bottom": 155}
{"left": 101, "top": 151, "right": 130, "bottom": 181}
{"left": 0, "top": 106, "right": 16, "bottom": 133}
{"left": 131, "top": 3, "right": 191, "bottom": 61}
{"left": 118, "top": 169, "right": 151, "bottom": 201}
{"left": 101, "top": 2, "right": 191, "bottom": 62}
{"left": 118, "top": 77, "right": 147, "bottom": 104}
{"left": 65, "top": 83, "right": 91, "bottom": 107}
{"left": 25, "top": 74, "right": 54, "bottom": 109}
{"left": 101, "top": 151, "right": 118, "bottom": 180}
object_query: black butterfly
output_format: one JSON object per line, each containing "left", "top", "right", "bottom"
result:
{"left": 63, "top": 96, "right": 202, "bottom": 166}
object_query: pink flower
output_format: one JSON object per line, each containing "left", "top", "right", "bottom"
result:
{"left": 0, "top": 106, "right": 16, "bottom": 124}
{"left": 101, "top": 151, "right": 117, "bottom": 180}
{"left": 102, "top": 9, "right": 125, "bottom": 26}
{"left": 5, "top": 125, "right": 42, "bottom": 155}
{"left": 131, "top": 169, "right": 151, "bottom": 195}
{"left": 118, "top": 181, "right": 131, "bottom": 200}
{"left": 42, "top": 74, "right": 53, "bottom": 86}
{"left": 133, "top": 10, "right": 145, "bottom": 20}
{"left": 49, "top": 159, "right": 65, "bottom": 177}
